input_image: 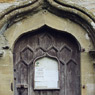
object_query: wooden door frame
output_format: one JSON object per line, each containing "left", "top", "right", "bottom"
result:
{"left": 13, "top": 25, "right": 81, "bottom": 95}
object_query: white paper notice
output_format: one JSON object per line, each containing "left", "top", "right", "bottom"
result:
{"left": 47, "top": 81, "right": 58, "bottom": 88}
{"left": 34, "top": 57, "right": 59, "bottom": 89}
{"left": 35, "top": 67, "right": 44, "bottom": 81}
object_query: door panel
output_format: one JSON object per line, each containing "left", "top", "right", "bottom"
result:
{"left": 13, "top": 27, "right": 80, "bottom": 95}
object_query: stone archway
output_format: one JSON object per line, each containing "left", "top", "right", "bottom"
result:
{"left": 13, "top": 26, "right": 81, "bottom": 95}
{"left": 0, "top": 1, "right": 95, "bottom": 95}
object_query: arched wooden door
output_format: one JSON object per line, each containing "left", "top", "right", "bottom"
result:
{"left": 13, "top": 26, "right": 81, "bottom": 95}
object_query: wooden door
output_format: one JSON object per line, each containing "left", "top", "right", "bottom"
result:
{"left": 13, "top": 27, "right": 81, "bottom": 95}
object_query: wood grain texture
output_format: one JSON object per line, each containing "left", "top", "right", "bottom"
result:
{"left": 13, "top": 27, "right": 80, "bottom": 95}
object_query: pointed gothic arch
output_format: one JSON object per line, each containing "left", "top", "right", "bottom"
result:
{"left": 13, "top": 25, "right": 81, "bottom": 95}
{"left": 0, "top": 0, "right": 95, "bottom": 48}
{"left": 0, "top": 1, "right": 95, "bottom": 95}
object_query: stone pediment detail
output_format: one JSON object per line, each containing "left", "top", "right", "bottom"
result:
{"left": 0, "top": 0, "right": 95, "bottom": 48}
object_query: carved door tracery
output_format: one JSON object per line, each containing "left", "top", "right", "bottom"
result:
{"left": 13, "top": 27, "right": 81, "bottom": 95}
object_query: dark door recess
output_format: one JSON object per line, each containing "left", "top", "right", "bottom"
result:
{"left": 13, "top": 26, "right": 81, "bottom": 95}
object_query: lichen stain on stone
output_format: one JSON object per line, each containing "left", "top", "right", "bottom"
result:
{"left": 16, "top": 22, "right": 22, "bottom": 26}
{"left": 91, "top": 22, "right": 95, "bottom": 29}
{"left": 85, "top": 33, "right": 90, "bottom": 40}
{"left": 86, "top": 84, "right": 95, "bottom": 95}
{"left": 0, "top": 35, "right": 9, "bottom": 50}
{"left": 58, "top": 5, "right": 63, "bottom": 8}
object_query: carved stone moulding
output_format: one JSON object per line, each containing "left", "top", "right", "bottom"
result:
{"left": 0, "top": 0, "right": 95, "bottom": 48}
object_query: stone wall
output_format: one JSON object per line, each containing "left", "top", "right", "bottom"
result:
{"left": 64, "top": 0, "right": 95, "bottom": 15}
{"left": 0, "top": 10, "right": 95, "bottom": 95}
{"left": 0, "top": 0, "right": 95, "bottom": 15}
{"left": 0, "top": 0, "right": 95, "bottom": 95}
{"left": 0, "top": 0, "right": 14, "bottom": 2}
